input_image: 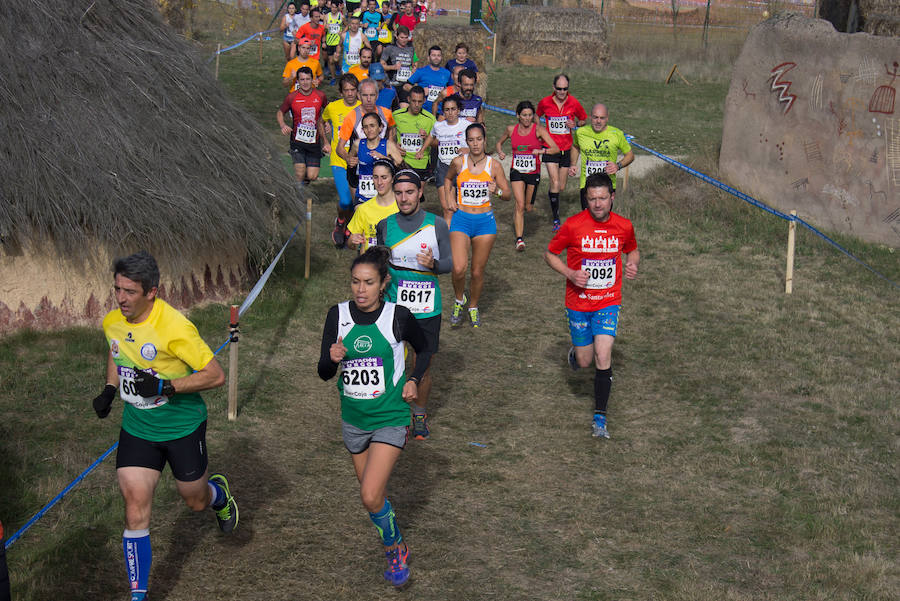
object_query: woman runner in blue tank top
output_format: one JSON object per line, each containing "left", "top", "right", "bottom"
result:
{"left": 350, "top": 112, "right": 403, "bottom": 205}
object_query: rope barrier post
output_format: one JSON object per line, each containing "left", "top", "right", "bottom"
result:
{"left": 215, "top": 43, "right": 221, "bottom": 80}
{"left": 305, "top": 197, "right": 312, "bottom": 279}
{"left": 227, "top": 305, "right": 239, "bottom": 421}
{"left": 665, "top": 64, "right": 677, "bottom": 85}
{"left": 492, "top": 34, "right": 498, "bottom": 64}
{"left": 785, "top": 210, "right": 797, "bottom": 294}
{"left": 258, "top": 32, "right": 263, "bottom": 65}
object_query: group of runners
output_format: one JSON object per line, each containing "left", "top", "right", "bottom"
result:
{"left": 88, "top": 17, "right": 643, "bottom": 599}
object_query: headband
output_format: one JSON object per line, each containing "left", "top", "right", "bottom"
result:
{"left": 393, "top": 169, "right": 421, "bottom": 187}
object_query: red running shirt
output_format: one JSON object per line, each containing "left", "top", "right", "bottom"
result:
{"left": 280, "top": 89, "right": 327, "bottom": 144}
{"left": 547, "top": 210, "right": 637, "bottom": 312}
{"left": 536, "top": 94, "right": 587, "bottom": 152}
{"left": 510, "top": 122, "right": 542, "bottom": 175}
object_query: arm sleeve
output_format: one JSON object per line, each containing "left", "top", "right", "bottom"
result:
{"left": 317, "top": 305, "right": 340, "bottom": 381}
{"left": 394, "top": 307, "right": 432, "bottom": 380}
{"left": 432, "top": 217, "right": 452, "bottom": 274}
{"left": 375, "top": 219, "right": 387, "bottom": 245}
{"left": 575, "top": 101, "right": 588, "bottom": 121}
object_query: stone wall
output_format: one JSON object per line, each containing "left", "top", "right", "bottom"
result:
{"left": 719, "top": 14, "right": 900, "bottom": 247}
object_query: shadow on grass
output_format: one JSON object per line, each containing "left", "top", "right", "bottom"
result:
{"left": 390, "top": 441, "right": 450, "bottom": 536}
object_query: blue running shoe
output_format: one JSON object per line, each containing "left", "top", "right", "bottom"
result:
{"left": 592, "top": 414, "right": 609, "bottom": 439}
{"left": 412, "top": 413, "right": 429, "bottom": 440}
{"left": 384, "top": 543, "right": 410, "bottom": 587}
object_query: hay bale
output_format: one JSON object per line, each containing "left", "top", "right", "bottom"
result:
{"left": 497, "top": 6, "right": 609, "bottom": 68}
{"left": 0, "top": 0, "right": 302, "bottom": 334}
{"left": 411, "top": 23, "right": 491, "bottom": 99}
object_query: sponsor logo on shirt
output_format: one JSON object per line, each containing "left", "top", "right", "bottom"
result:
{"left": 141, "top": 343, "right": 157, "bottom": 361}
{"left": 110, "top": 339, "right": 120, "bottom": 358}
{"left": 581, "top": 235, "right": 619, "bottom": 253}
{"left": 354, "top": 335, "right": 373, "bottom": 353}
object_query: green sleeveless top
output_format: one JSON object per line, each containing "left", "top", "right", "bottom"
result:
{"left": 383, "top": 212, "right": 441, "bottom": 319}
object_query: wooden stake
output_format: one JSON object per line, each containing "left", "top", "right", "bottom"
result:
{"left": 227, "top": 305, "right": 239, "bottom": 420}
{"left": 785, "top": 210, "right": 797, "bottom": 294}
{"left": 305, "top": 197, "right": 312, "bottom": 279}
{"left": 665, "top": 63, "right": 678, "bottom": 85}
{"left": 215, "top": 43, "right": 221, "bottom": 80}
{"left": 258, "top": 33, "right": 263, "bottom": 65}
{"left": 492, "top": 33, "right": 497, "bottom": 64}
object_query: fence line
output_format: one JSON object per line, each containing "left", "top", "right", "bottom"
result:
{"left": 4, "top": 218, "right": 305, "bottom": 550}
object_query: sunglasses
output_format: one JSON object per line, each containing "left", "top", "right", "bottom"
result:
{"left": 555, "top": 86, "right": 568, "bottom": 91}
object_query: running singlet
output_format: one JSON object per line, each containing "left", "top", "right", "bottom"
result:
{"left": 510, "top": 122, "right": 541, "bottom": 175}
{"left": 339, "top": 105, "right": 396, "bottom": 143}
{"left": 456, "top": 155, "right": 494, "bottom": 210}
{"left": 336, "top": 301, "right": 408, "bottom": 430}
{"left": 347, "top": 196, "right": 399, "bottom": 250}
{"left": 103, "top": 299, "right": 213, "bottom": 442}
{"left": 280, "top": 89, "right": 326, "bottom": 145}
{"left": 325, "top": 12, "right": 343, "bottom": 46}
{"left": 342, "top": 30, "right": 364, "bottom": 73}
{"left": 393, "top": 107, "right": 435, "bottom": 170}
{"left": 572, "top": 125, "right": 631, "bottom": 189}
{"left": 356, "top": 137, "right": 387, "bottom": 201}
{"left": 546, "top": 210, "right": 637, "bottom": 312}
{"left": 536, "top": 94, "right": 587, "bottom": 152}
{"left": 430, "top": 119, "right": 468, "bottom": 165}
{"left": 323, "top": 98, "right": 361, "bottom": 169}
{"left": 383, "top": 212, "right": 441, "bottom": 318}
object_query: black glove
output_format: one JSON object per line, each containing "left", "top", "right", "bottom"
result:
{"left": 92, "top": 384, "right": 116, "bottom": 419}
{"left": 132, "top": 370, "right": 172, "bottom": 398}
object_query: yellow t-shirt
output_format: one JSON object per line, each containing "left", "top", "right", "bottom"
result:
{"left": 347, "top": 196, "right": 399, "bottom": 250}
{"left": 103, "top": 298, "right": 214, "bottom": 442}
{"left": 322, "top": 98, "right": 361, "bottom": 169}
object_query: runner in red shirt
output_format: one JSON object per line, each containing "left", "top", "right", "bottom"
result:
{"left": 536, "top": 74, "right": 587, "bottom": 230}
{"left": 277, "top": 66, "right": 328, "bottom": 184}
{"left": 394, "top": 0, "right": 419, "bottom": 36}
{"left": 544, "top": 172, "right": 639, "bottom": 439}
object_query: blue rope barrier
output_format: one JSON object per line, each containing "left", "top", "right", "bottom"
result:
{"left": 473, "top": 18, "right": 494, "bottom": 37}
{"left": 206, "top": 29, "right": 281, "bottom": 63}
{"left": 5, "top": 218, "right": 305, "bottom": 549}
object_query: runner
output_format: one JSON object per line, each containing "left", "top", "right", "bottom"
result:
{"left": 495, "top": 100, "right": 558, "bottom": 251}
{"left": 404, "top": 45, "right": 453, "bottom": 109}
{"left": 569, "top": 103, "right": 634, "bottom": 209}
{"left": 430, "top": 64, "right": 464, "bottom": 115}
{"left": 282, "top": 37, "right": 324, "bottom": 88}
{"left": 536, "top": 73, "right": 588, "bottom": 230}
{"left": 543, "top": 173, "right": 639, "bottom": 439}
{"left": 347, "top": 159, "right": 399, "bottom": 251}
{"left": 379, "top": 25, "right": 415, "bottom": 100}
{"left": 445, "top": 42, "right": 477, "bottom": 73}
{"left": 349, "top": 111, "right": 404, "bottom": 205}
{"left": 375, "top": 0, "right": 394, "bottom": 58}
{"left": 323, "top": 0, "right": 345, "bottom": 83}
{"left": 371, "top": 64, "right": 399, "bottom": 110}
{"left": 418, "top": 95, "right": 469, "bottom": 223}
{"left": 322, "top": 73, "right": 361, "bottom": 246}
{"left": 277, "top": 66, "right": 328, "bottom": 184}
{"left": 317, "top": 245, "right": 431, "bottom": 588}
{"left": 347, "top": 45, "right": 374, "bottom": 83}
{"left": 281, "top": 2, "right": 303, "bottom": 62}
{"left": 360, "top": 0, "right": 383, "bottom": 53}
{"left": 440, "top": 69, "right": 482, "bottom": 123}
{"left": 297, "top": 7, "right": 326, "bottom": 62}
{"left": 394, "top": 85, "right": 436, "bottom": 186}
{"left": 443, "top": 123, "right": 511, "bottom": 328}
{"left": 394, "top": 0, "right": 418, "bottom": 36}
{"left": 376, "top": 170, "right": 452, "bottom": 439}
{"left": 295, "top": 1, "right": 312, "bottom": 33}
{"left": 340, "top": 15, "right": 370, "bottom": 81}
{"left": 92, "top": 251, "right": 237, "bottom": 601}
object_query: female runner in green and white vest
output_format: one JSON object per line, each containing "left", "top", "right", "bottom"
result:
{"left": 317, "top": 245, "right": 431, "bottom": 588}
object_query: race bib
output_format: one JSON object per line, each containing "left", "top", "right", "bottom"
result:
{"left": 328, "top": 22, "right": 341, "bottom": 34}
{"left": 547, "top": 116, "right": 569, "bottom": 134}
{"left": 309, "top": 42, "right": 319, "bottom": 55}
{"left": 117, "top": 366, "right": 169, "bottom": 410}
{"left": 358, "top": 174, "right": 376, "bottom": 198}
{"left": 459, "top": 181, "right": 489, "bottom": 206}
{"left": 365, "top": 26, "right": 378, "bottom": 38}
{"left": 582, "top": 258, "right": 616, "bottom": 290}
{"left": 586, "top": 160, "right": 608, "bottom": 175}
{"left": 378, "top": 28, "right": 392, "bottom": 42}
{"left": 438, "top": 142, "right": 459, "bottom": 163}
{"left": 294, "top": 123, "right": 316, "bottom": 143}
{"left": 400, "top": 133, "right": 423, "bottom": 152}
{"left": 397, "top": 280, "right": 436, "bottom": 314}
{"left": 426, "top": 86, "right": 442, "bottom": 102}
{"left": 367, "top": 236, "right": 377, "bottom": 248}
{"left": 340, "top": 357, "right": 384, "bottom": 399}
{"left": 345, "top": 51, "right": 360, "bottom": 65}
{"left": 512, "top": 153, "right": 536, "bottom": 173}
{"left": 460, "top": 106, "right": 477, "bottom": 119}
{"left": 396, "top": 67, "right": 412, "bottom": 82}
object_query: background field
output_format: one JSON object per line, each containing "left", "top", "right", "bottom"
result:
{"left": 2, "top": 4, "right": 897, "bottom": 600}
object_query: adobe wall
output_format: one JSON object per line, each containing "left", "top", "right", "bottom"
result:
{"left": 719, "top": 14, "right": 900, "bottom": 247}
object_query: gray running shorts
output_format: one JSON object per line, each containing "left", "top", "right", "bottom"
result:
{"left": 342, "top": 420, "right": 409, "bottom": 454}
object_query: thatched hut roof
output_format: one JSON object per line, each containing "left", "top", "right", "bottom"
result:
{"left": 0, "top": 0, "right": 300, "bottom": 266}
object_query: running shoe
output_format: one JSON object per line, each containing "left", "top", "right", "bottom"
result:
{"left": 552, "top": 219, "right": 561, "bottom": 232}
{"left": 209, "top": 473, "right": 239, "bottom": 533}
{"left": 331, "top": 217, "right": 347, "bottom": 248}
{"left": 383, "top": 543, "right": 410, "bottom": 587}
{"left": 412, "top": 413, "right": 429, "bottom": 440}
{"left": 450, "top": 294, "right": 467, "bottom": 327}
{"left": 567, "top": 346, "right": 579, "bottom": 371}
{"left": 591, "top": 414, "right": 610, "bottom": 439}
{"left": 515, "top": 237, "right": 525, "bottom": 252}
{"left": 468, "top": 307, "right": 481, "bottom": 328}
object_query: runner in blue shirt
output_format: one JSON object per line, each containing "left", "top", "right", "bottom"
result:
{"left": 404, "top": 46, "right": 453, "bottom": 110}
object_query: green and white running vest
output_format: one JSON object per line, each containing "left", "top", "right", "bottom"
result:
{"left": 383, "top": 212, "right": 441, "bottom": 319}
{"left": 337, "top": 301, "right": 408, "bottom": 430}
